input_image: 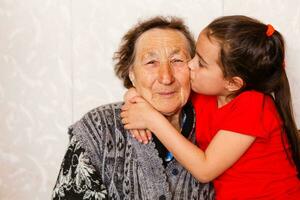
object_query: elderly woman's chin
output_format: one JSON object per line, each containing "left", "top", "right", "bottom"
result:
{"left": 151, "top": 92, "right": 190, "bottom": 116}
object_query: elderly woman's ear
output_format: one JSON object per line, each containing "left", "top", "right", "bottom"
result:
{"left": 124, "top": 70, "right": 138, "bottom": 101}
{"left": 129, "top": 71, "right": 135, "bottom": 87}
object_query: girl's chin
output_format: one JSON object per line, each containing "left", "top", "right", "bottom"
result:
{"left": 191, "top": 85, "right": 200, "bottom": 93}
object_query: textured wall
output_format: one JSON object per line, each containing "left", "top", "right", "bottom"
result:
{"left": 0, "top": 0, "right": 299, "bottom": 199}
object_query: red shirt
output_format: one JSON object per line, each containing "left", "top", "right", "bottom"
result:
{"left": 192, "top": 91, "right": 300, "bottom": 200}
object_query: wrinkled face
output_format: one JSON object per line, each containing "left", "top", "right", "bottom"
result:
{"left": 130, "top": 28, "right": 191, "bottom": 116}
{"left": 188, "top": 31, "right": 228, "bottom": 95}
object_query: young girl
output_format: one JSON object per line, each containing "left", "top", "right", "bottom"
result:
{"left": 121, "top": 15, "right": 300, "bottom": 199}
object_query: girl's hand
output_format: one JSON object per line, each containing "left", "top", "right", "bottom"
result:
{"left": 123, "top": 88, "right": 152, "bottom": 144}
{"left": 121, "top": 96, "right": 160, "bottom": 132}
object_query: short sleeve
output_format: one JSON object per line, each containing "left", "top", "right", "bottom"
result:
{"left": 220, "top": 91, "right": 268, "bottom": 138}
{"left": 52, "top": 135, "right": 108, "bottom": 200}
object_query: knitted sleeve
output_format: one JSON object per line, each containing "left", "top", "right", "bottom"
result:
{"left": 51, "top": 135, "right": 108, "bottom": 200}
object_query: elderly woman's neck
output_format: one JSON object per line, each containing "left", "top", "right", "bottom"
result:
{"left": 165, "top": 111, "right": 182, "bottom": 132}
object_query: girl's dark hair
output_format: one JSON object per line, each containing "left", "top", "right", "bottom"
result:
{"left": 205, "top": 15, "right": 300, "bottom": 177}
{"left": 113, "top": 16, "right": 195, "bottom": 88}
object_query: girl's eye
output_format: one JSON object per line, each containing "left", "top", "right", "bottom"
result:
{"left": 198, "top": 61, "right": 205, "bottom": 67}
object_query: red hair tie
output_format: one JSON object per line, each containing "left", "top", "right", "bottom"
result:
{"left": 266, "top": 24, "right": 275, "bottom": 37}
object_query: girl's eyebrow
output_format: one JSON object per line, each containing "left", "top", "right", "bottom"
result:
{"left": 196, "top": 51, "right": 208, "bottom": 64}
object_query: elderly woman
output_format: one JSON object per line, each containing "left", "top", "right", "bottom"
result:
{"left": 52, "top": 16, "right": 215, "bottom": 200}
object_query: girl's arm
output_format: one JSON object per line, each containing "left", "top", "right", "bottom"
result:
{"left": 121, "top": 98, "right": 255, "bottom": 182}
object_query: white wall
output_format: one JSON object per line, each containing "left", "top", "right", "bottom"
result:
{"left": 0, "top": 0, "right": 299, "bottom": 199}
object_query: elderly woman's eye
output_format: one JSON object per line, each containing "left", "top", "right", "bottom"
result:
{"left": 171, "top": 59, "right": 185, "bottom": 67}
{"left": 146, "top": 60, "right": 156, "bottom": 65}
{"left": 172, "top": 59, "right": 183, "bottom": 63}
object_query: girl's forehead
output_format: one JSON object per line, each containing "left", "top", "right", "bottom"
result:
{"left": 196, "top": 32, "right": 220, "bottom": 59}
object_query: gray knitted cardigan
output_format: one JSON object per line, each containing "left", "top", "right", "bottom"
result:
{"left": 52, "top": 102, "right": 215, "bottom": 200}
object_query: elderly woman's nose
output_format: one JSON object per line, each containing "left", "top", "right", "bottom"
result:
{"left": 158, "top": 62, "right": 175, "bottom": 85}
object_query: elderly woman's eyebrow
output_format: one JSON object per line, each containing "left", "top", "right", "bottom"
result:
{"left": 170, "top": 49, "right": 189, "bottom": 58}
{"left": 142, "top": 52, "right": 158, "bottom": 60}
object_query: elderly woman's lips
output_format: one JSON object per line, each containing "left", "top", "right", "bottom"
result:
{"left": 158, "top": 91, "right": 176, "bottom": 97}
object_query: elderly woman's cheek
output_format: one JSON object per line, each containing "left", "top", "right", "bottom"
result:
{"left": 132, "top": 68, "right": 158, "bottom": 101}
{"left": 177, "top": 69, "right": 191, "bottom": 107}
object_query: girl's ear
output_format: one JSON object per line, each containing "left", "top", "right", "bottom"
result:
{"left": 225, "top": 76, "right": 244, "bottom": 92}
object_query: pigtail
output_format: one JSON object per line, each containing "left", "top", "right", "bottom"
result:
{"left": 274, "top": 71, "right": 300, "bottom": 178}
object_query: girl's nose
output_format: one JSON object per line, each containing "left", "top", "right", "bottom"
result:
{"left": 188, "top": 59, "right": 195, "bottom": 70}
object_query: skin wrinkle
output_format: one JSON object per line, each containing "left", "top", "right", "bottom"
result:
{"left": 179, "top": 87, "right": 185, "bottom": 108}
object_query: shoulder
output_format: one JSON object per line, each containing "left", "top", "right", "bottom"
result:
{"left": 82, "top": 102, "right": 124, "bottom": 125}
{"left": 69, "top": 102, "right": 124, "bottom": 135}
{"left": 235, "top": 90, "right": 264, "bottom": 102}
{"left": 226, "top": 90, "right": 266, "bottom": 113}
{"left": 232, "top": 91, "right": 278, "bottom": 115}
{"left": 225, "top": 90, "right": 267, "bottom": 115}
{"left": 67, "top": 102, "right": 128, "bottom": 153}
{"left": 222, "top": 91, "right": 280, "bottom": 138}
{"left": 238, "top": 91, "right": 282, "bottom": 131}
{"left": 65, "top": 101, "right": 131, "bottom": 169}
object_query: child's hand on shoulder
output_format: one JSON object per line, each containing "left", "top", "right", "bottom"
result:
{"left": 122, "top": 87, "right": 152, "bottom": 144}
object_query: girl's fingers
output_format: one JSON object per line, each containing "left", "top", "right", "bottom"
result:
{"left": 129, "top": 129, "right": 150, "bottom": 144}
{"left": 132, "top": 129, "right": 143, "bottom": 143}
{"left": 129, "top": 130, "right": 135, "bottom": 138}
{"left": 146, "top": 129, "right": 152, "bottom": 140}
{"left": 124, "top": 124, "right": 132, "bottom": 130}
{"left": 129, "top": 96, "right": 145, "bottom": 103}
{"left": 121, "top": 117, "right": 127, "bottom": 125}
{"left": 139, "top": 129, "right": 149, "bottom": 144}
{"left": 120, "top": 111, "right": 125, "bottom": 118}
{"left": 121, "top": 104, "right": 129, "bottom": 111}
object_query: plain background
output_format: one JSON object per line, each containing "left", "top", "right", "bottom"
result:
{"left": 1, "top": 0, "right": 300, "bottom": 199}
